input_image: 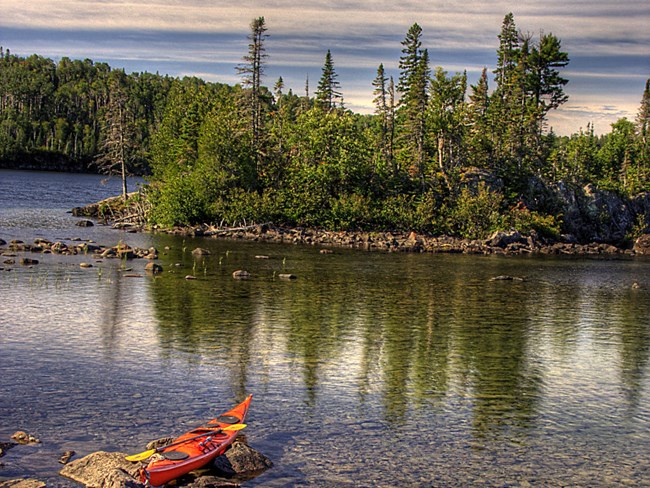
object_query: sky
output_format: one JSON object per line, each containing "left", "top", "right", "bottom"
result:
{"left": 1, "top": 0, "right": 648, "bottom": 136}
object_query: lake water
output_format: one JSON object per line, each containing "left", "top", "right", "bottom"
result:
{"left": 1, "top": 169, "right": 650, "bottom": 487}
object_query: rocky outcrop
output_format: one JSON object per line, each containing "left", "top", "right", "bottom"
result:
{"left": 548, "top": 182, "right": 650, "bottom": 243}
{"left": 212, "top": 442, "right": 273, "bottom": 476}
{"left": 59, "top": 451, "right": 142, "bottom": 487}
{"left": 633, "top": 234, "right": 650, "bottom": 255}
{"left": 58, "top": 440, "right": 270, "bottom": 488}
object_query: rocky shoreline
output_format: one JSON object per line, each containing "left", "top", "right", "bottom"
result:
{"left": 67, "top": 194, "right": 650, "bottom": 257}
{"left": 150, "top": 223, "right": 650, "bottom": 257}
{"left": 0, "top": 431, "right": 271, "bottom": 488}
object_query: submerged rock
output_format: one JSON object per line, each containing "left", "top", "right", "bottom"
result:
{"left": 490, "top": 275, "right": 525, "bottom": 282}
{"left": 0, "top": 480, "right": 46, "bottom": 488}
{"left": 59, "top": 450, "right": 75, "bottom": 464}
{"left": 144, "top": 262, "right": 163, "bottom": 275}
{"left": 232, "top": 270, "right": 251, "bottom": 279}
{"left": 11, "top": 432, "right": 41, "bottom": 445}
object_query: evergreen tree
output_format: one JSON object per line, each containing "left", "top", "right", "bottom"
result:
{"left": 397, "top": 23, "right": 429, "bottom": 182}
{"left": 315, "top": 50, "right": 343, "bottom": 112}
{"left": 372, "top": 64, "right": 395, "bottom": 174}
{"left": 494, "top": 13, "right": 519, "bottom": 100}
{"left": 236, "top": 17, "right": 268, "bottom": 173}
{"left": 467, "top": 67, "right": 492, "bottom": 168}
{"left": 637, "top": 78, "right": 650, "bottom": 160}
{"left": 428, "top": 67, "right": 467, "bottom": 188}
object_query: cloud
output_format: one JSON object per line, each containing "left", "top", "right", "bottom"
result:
{"left": 1, "top": 0, "right": 648, "bottom": 135}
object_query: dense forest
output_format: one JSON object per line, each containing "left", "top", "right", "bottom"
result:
{"left": 1, "top": 13, "right": 649, "bottom": 241}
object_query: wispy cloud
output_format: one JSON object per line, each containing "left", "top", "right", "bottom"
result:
{"left": 1, "top": 0, "right": 648, "bottom": 135}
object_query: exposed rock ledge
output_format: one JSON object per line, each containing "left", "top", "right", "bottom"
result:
{"left": 57, "top": 439, "right": 271, "bottom": 488}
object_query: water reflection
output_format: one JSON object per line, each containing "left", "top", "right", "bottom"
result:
{"left": 147, "top": 244, "right": 650, "bottom": 443}
{"left": 2, "top": 237, "right": 650, "bottom": 486}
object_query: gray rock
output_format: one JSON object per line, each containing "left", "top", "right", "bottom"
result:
{"left": 59, "top": 451, "right": 141, "bottom": 487}
{"left": 145, "top": 437, "right": 174, "bottom": 450}
{"left": 192, "top": 248, "right": 211, "bottom": 256}
{"left": 186, "top": 476, "right": 240, "bottom": 488}
{"left": 488, "top": 230, "right": 526, "bottom": 248}
{"left": 99, "top": 468, "right": 145, "bottom": 488}
{"left": 212, "top": 442, "right": 272, "bottom": 476}
{"left": 76, "top": 220, "right": 94, "bottom": 227}
{"left": 278, "top": 274, "right": 297, "bottom": 280}
{"left": 490, "top": 275, "right": 525, "bottom": 282}
{"left": 633, "top": 234, "right": 650, "bottom": 255}
{"left": 0, "top": 480, "right": 46, "bottom": 488}
{"left": 232, "top": 270, "right": 250, "bottom": 279}
{"left": 10, "top": 432, "right": 40, "bottom": 444}
{"left": 144, "top": 262, "right": 163, "bottom": 275}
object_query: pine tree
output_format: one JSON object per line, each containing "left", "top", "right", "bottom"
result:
{"left": 637, "top": 78, "right": 650, "bottom": 158}
{"left": 236, "top": 17, "right": 268, "bottom": 172}
{"left": 372, "top": 64, "right": 395, "bottom": 173}
{"left": 397, "top": 23, "right": 429, "bottom": 182}
{"left": 428, "top": 67, "right": 467, "bottom": 188}
{"left": 494, "top": 13, "right": 519, "bottom": 100}
{"left": 467, "top": 67, "right": 492, "bottom": 168}
{"left": 315, "top": 50, "right": 343, "bottom": 112}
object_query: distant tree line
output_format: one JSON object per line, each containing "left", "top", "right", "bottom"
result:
{"left": 1, "top": 13, "right": 649, "bottom": 239}
{"left": 0, "top": 47, "right": 171, "bottom": 173}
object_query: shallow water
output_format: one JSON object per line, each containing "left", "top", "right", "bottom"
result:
{"left": 1, "top": 170, "right": 650, "bottom": 486}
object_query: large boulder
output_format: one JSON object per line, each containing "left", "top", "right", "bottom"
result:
{"left": 634, "top": 234, "right": 650, "bottom": 255}
{"left": 59, "top": 451, "right": 142, "bottom": 487}
{"left": 212, "top": 442, "right": 273, "bottom": 476}
{"left": 459, "top": 168, "right": 504, "bottom": 195}
{"left": 552, "top": 182, "right": 639, "bottom": 243}
{"left": 487, "top": 230, "right": 527, "bottom": 248}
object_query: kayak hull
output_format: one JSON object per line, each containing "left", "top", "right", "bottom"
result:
{"left": 140, "top": 394, "right": 252, "bottom": 486}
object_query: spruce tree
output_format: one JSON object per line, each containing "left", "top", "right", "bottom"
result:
{"left": 236, "top": 17, "right": 268, "bottom": 174}
{"left": 372, "top": 64, "right": 395, "bottom": 173}
{"left": 397, "top": 23, "right": 429, "bottom": 182}
{"left": 636, "top": 79, "right": 650, "bottom": 157}
{"left": 315, "top": 50, "right": 343, "bottom": 112}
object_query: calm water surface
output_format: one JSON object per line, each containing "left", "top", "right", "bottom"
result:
{"left": 1, "top": 170, "right": 650, "bottom": 487}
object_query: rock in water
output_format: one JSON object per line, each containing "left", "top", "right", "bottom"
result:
{"left": 11, "top": 432, "right": 40, "bottom": 444}
{"left": 59, "top": 450, "right": 75, "bottom": 464}
{"left": 0, "top": 480, "right": 46, "bottom": 488}
{"left": 212, "top": 442, "right": 273, "bottom": 476}
{"left": 59, "top": 451, "right": 142, "bottom": 487}
{"left": 144, "top": 262, "right": 163, "bottom": 275}
{"left": 633, "top": 234, "right": 650, "bottom": 255}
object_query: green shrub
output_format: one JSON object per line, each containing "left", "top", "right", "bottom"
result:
{"left": 450, "top": 183, "right": 504, "bottom": 239}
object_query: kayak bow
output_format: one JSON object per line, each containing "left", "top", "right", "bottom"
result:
{"left": 140, "top": 394, "right": 252, "bottom": 486}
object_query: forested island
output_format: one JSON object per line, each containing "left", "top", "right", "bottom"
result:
{"left": 1, "top": 13, "right": 649, "bottom": 245}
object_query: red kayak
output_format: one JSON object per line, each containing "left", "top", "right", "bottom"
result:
{"left": 140, "top": 394, "right": 252, "bottom": 486}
